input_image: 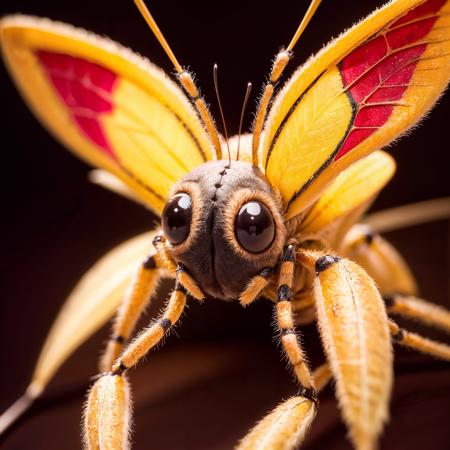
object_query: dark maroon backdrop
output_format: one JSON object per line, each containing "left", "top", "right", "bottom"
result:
{"left": 1, "top": 0, "right": 449, "bottom": 449}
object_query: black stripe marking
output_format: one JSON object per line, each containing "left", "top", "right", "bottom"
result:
{"left": 128, "top": 130, "right": 191, "bottom": 178}
{"left": 315, "top": 255, "right": 340, "bottom": 274}
{"left": 278, "top": 284, "right": 293, "bottom": 302}
{"left": 282, "top": 244, "right": 296, "bottom": 262}
{"left": 143, "top": 254, "right": 157, "bottom": 270}
{"left": 264, "top": 72, "right": 324, "bottom": 172}
{"left": 160, "top": 318, "right": 172, "bottom": 332}
{"left": 364, "top": 229, "right": 375, "bottom": 245}
{"left": 121, "top": 164, "right": 165, "bottom": 202}
{"left": 285, "top": 68, "right": 358, "bottom": 212}
{"left": 392, "top": 328, "right": 405, "bottom": 342}
{"left": 175, "top": 281, "right": 188, "bottom": 295}
{"left": 114, "top": 361, "right": 128, "bottom": 376}
{"left": 44, "top": 64, "right": 207, "bottom": 166}
{"left": 298, "top": 386, "right": 317, "bottom": 403}
{"left": 149, "top": 73, "right": 207, "bottom": 163}
{"left": 114, "top": 335, "right": 125, "bottom": 345}
{"left": 259, "top": 267, "right": 274, "bottom": 278}
{"left": 383, "top": 295, "right": 397, "bottom": 308}
{"left": 166, "top": 104, "right": 208, "bottom": 162}
{"left": 116, "top": 105, "right": 207, "bottom": 206}
{"left": 280, "top": 328, "right": 296, "bottom": 336}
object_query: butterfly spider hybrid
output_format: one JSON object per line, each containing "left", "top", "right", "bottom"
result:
{"left": 1, "top": 0, "right": 450, "bottom": 448}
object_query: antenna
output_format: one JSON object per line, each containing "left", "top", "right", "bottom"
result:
{"left": 133, "top": 0, "right": 223, "bottom": 159}
{"left": 287, "top": 0, "right": 322, "bottom": 51}
{"left": 237, "top": 82, "right": 252, "bottom": 161}
{"left": 213, "top": 64, "right": 230, "bottom": 165}
{"left": 133, "top": 0, "right": 182, "bottom": 72}
{"left": 251, "top": 0, "right": 322, "bottom": 167}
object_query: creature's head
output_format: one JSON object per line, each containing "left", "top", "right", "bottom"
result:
{"left": 160, "top": 160, "right": 286, "bottom": 299}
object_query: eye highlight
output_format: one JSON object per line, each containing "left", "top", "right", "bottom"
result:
{"left": 162, "top": 193, "right": 192, "bottom": 245}
{"left": 235, "top": 201, "right": 275, "bottom": 253}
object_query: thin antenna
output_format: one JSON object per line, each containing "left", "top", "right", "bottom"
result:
{"left": 287, "top": 0, "right": 322, "bottom": 51}
{"left": 133, "top": 0, "right": 223, "bottom": 160}
{"left": 251, "top": 0, "right": 322, "bottom": 167}
{"left": 237, "top": 82, "right": 252, "bottom": 161}
{"left": 213, "top": 64, "right": 230, "bottom": 165}
{"left": 133, "top": 0, "right": 182, "bottom": 73}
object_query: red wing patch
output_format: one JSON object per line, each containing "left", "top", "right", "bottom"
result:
{"left": 336, "top": 0, "right": 447, "bottom": 160}
{"left": 36, "top": 51, "right": 118, "bottom": 158}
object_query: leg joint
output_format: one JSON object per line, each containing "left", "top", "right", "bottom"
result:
{"left": 143, "top": 254, "right": 157, "bottom": 270}
{"left": 363, "top": 228, "right": 375, "bottom": 245}
{"left": 392, "top": 327, "right": 405, "bottom": 342}
{"left": 298, "top": 386, "right": 317, "bottom": 403}
{"left": 112, "top": 361, "right": 128, "bottom": 376}
{"left": 280, "top": 327, "right": 296, "bottom": 336}
{"left": 383, "top": 294, "right": 397, "bottom": 308}
{"left": 114, "top": 335, "right": 126, "bottom": 345}
{"left": 175, "top": 281, "right": 188, "bottom": 295}
{"left": 278, "top": 284, "right": 293, "bottom": 301}
{"left": 259, "top": 267, "right": 274, "bottom": 278}
{"left": 282, "top": 244, "right": 296, "bottom": 262}
{"left": 160, "top": 318, "right": 172, "bottom": 332}
{"left": 315, "top": 255, "right": 340, "bottom": 274}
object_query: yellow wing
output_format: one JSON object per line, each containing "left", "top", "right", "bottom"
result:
{"left": 300, "top": 151, "right": 396, "bottom": 238}
{"left": 0, "top": 15, "right": 212, "bottom": 215}
{"left": 262, "top": 0, "right": 450, "bottom": 219}
{"left": 0, "top": 232, "right": 156, "bottom": 434}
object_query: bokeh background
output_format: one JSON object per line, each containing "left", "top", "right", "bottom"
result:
{"left": 1, "top": 0, "right": 449, "bottom": 449}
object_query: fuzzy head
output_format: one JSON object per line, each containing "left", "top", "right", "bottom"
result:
{"left": 160, "top": 160, "right": 286, "bottom": 299}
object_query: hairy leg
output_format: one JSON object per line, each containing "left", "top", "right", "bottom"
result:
{"left": 276, "top": 244, "right": 316, "bottom": 399}
{"left": 298, "top": 249, "right": 392, "bottom": 450}
{"left": 239, "top": 267, "right": 274, "bottom": 306}
{"left": 389, "top": 320, "right": 450, "bottom": 360}
{"left": 100, "top": 253, "right": 165, "bottom": 372}
{"left": 0, "top": 231, "right": 157, "bottom": 436}
{"left": 385, "top": 294, "right": 450, "bottom": 334}
{"left": 237, "top": 244, "right": 319, "bottom": 450}
{"left": 343, "top": 224, "right": 450, "bottom": 334}
{"left": 84, "top": 282, "right": 189, "bottom": 449}
{"left": 236, "top": 364, "right": 332, "bottom": 450}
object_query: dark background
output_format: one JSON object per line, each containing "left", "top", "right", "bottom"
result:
{"left": 1, "top": 0, "right": 449, "bottom": 449}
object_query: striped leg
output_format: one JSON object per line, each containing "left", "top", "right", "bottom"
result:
{"left": 385, "top": 294, "right": 450, "bottom": 335}
{"left": 100, "top": 253, "right": 163, "bottom": 372}
{"left": 84, "top": 283, "right": 188, "bottom": 449}
{"left": 276, "top": 243, "right": 316, "bottom": 400}
{"left": 153, "top": 233, "right": 204, "bottom": 301}
{"left": 112, "top": 282, "right": 187, "bottom": 374}
{"left": 237, "top": 243, "right": 320, "bottom": 449}
{"left": 236, "top": 364, "right": 332, "bottom": 450}
{"left": 389, "top": 320, "right": 450, "bottom": 360}
{"left": 237, "top": 246, "right": 323, "bottom": 450}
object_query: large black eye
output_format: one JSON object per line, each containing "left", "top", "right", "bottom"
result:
{"left": 235, "top": 201, "right": 275, "bottom": 253}
{"left": 162, "top": 193, "right": 192, "bottom": 245}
